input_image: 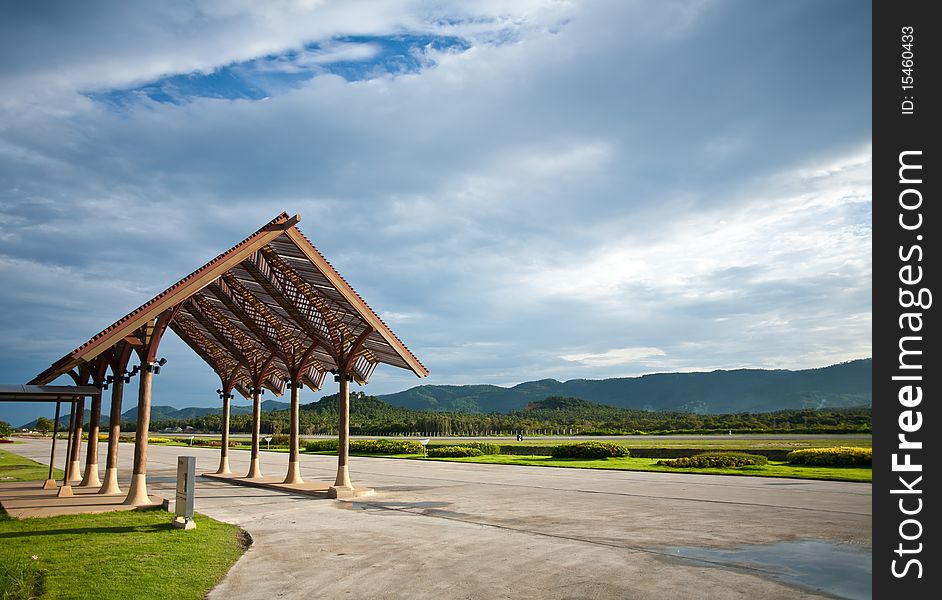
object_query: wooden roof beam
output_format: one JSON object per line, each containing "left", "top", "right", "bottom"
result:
{"left": 170, "top": 316, "right": 243, "bottom": 380}
{"left": 218, "top": 273, "right": 331, "bottom": 375}
{"left": 182, "top": 298, "right": 271, "bottom": 376}
{"left": 257, "top": 247, "right": 352, "bottom": 354}
{"left": 242, "top": 256, "right": 337, "bottom": 356}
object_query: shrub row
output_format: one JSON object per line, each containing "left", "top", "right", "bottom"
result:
{"left": 656, "top": 452, "right": 769, "bottom": 468}
{"left": 428, "top": 441, "right": 500, "bottom": 455}
{"left": 626, "top": 448, "right": 791, "bottom": 461}
{"left": 351, "top": 439, "right": 425, "bottom": 454}
{"left": 550, "top": 441, "right": 630, "bottom": 459}
{"left": 427, "top": 446, "right": 483, "bottom": 458}
{"left": 786, "top": 447, "right": 872, "bottom": 466}
{"left": 303, "top": 438, "right": 424, "bottom": 455}
{"left": 304, "top": 438, "right": 339, "bottom": 452}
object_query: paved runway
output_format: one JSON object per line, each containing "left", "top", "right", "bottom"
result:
{"left": 7, "top": 439, "right": 872, "bottom": 599}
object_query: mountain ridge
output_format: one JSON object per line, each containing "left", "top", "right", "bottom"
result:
{"left": 378, "top": 359, "right": 872, "bottom": 414}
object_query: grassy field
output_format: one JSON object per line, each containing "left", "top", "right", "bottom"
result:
{"left": 0, "top": 449, "right": 247, "bottom": 600}
{"left": 147, "top": 434, "right": 871, "bottom": 451}
{"left": 418, "top": 454, "right": 872, "bottom": 482}
{"left": 148, "top": 434, "right": 873, "bottom": 482}
{"left": 0, "top": 447, "right": 62, "bottom": 482}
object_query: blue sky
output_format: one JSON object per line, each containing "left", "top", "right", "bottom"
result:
{"left": 0, "top": 1, "right": 872, "bottom": 426}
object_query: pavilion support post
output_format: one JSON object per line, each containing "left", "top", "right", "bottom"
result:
{"left": 124, "top": 368, "right": 153, "bottom": 505}
{"left": 57, "top": 400, "right": 76, "bottom": 497}
{"left": 42, "top": 401, "right": 61, "bottom": 490}
{"left": 215, "top": 391, "right": 232, "bottom": 475}
{"left": 246, "top": 389, "right": 263, "bottom": 478}
{"left": 330, "top": 372, "right": 353, "bottom": 494}
{"left": 79, "top": 393, "right": 103, "bottom": 487}
{"left": 283, "top": 382, "right": 303, "bottom": 484}
{"left": 99, "top": 377, "right": 125, "bottom": 495}
{"left": 67, "top": 398, "right": 84, "bottom": 484}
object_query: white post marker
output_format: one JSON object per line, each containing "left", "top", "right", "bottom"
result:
{"left": 172, "top": 456, "right": 196, "bottom": 530}
{"left": 264, "top": 436, "right": 273, "bottom": 451}
{"left": 419, "top": 438, "right": 430, "bottom": 457}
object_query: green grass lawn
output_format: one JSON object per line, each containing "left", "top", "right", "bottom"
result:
{"left": 418, "top": 454, "right": 872, "bottom": 482}
{"left": 0, "top": 447, "right": 62, "bottom": 482}
{"left": 0, "top": 449, "right": 247, "bottom": 600}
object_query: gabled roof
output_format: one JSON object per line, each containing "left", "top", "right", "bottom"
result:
{"left": 30, "top": 212, "right": 427, "bottom": 397}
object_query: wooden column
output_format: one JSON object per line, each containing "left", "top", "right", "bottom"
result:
{"left": 124, "top": 367, "right": 153, "bottom": 504}
{"left": 57, "top": 400, "right": 76, "bottom": 497}
{"left": 283, "top": 382, "right": 303, "bottom": 484}
{"left": 246, "top": 389, "right": 263, "bottom": 478}
{"left": 124, "top": 308, "right": 178, "bottom": 506}
{"left": 99, "top": 377, "right": 125, "bottom": 495}
{"left": 215, "top": 390, "right": 232, "bottom": 475}
{"left": 42, "top": 401, "right": 61, "bottom": 490}
{"left": 79, "top": 393, "right": 103, "bottom": 487}
{"left": 333, "top": 372, "right": 352, "bottom": 489}
{"left": 67, "top": 398, "right": 84, "bottom": 484}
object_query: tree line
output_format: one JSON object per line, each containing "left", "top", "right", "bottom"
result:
{"left": 132, "top": 393, "right": 871, "bottom": 436}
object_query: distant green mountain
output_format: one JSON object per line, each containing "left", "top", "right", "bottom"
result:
{"left": 378, "top": 359, "right": 872, "bottom": 414}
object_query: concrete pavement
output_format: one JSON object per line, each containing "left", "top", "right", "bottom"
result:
{"left": 6, "top": 439, "right": 872, "bottom": 599}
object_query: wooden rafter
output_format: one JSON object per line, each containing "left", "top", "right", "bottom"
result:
{"left": 218, "top": 273, "right": 330, "bottom": 375}
{"left": 242, "top": 255, "right": 335, "bottom": 353}
{"left": 184, "top": 297, "right": 268, "bottom": 370}
{"left": 171, "top": 315, "right": 241, "bottom": 376}
{"left": 258, "top": 247, "right": 353, "bottom": 355}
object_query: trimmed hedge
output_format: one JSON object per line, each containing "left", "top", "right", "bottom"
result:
{"left": 305, "top": 439, "right": 339, "bottom": 452}
{"left": 267, "top": 434, "right": 292, "bottom": 447}
{"left": 304, "top": 438, "right": 424, "bottom": 455}
{"left": 656, "top": 452, "right": 769, "bottom": 468}
{"left": 427, "top": 446, "right": 484, "bottom": 458}
{"left": 786, "top": 446, "right": 872, "bottom": 466}
{"left": 550, "top": 441, "right": 630, "bottom": 459}
{"left": 428, "top": 441, "right": 500, "bottom": 455}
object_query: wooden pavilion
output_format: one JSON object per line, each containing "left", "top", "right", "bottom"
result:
{"left": 29, "top": 212, "right": 427, "bottom": 503}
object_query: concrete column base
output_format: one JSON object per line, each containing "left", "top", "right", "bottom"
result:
{"left": 57, "top": 484, "right": 74, "bottom": 498}
{"left": 42, "top": 478, "right": 57, "bottom": 490}
{"left": 334, "top": 464, "right": 351, "bottom": 488}
{"left": 215, "top": 455, "right": 231, "bottom": 475}
{"left": 246, "top": 457, "right": 263, "bottom": 479}
{"left": 123, "top": 473, "right": 152, "bottom": 506}
{"left": 283, "top": 460, "right": 303, "bottom": 484}
{"left": 98, "top": 467, "right": 122, "bottom": 495}
{"left": 78, "top": 462, "right": 101, "bottom": 488}
{"left": 67, "top": 460, "right": 82, "bottom": 484}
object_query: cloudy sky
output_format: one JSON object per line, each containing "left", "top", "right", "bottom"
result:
{"left": 0, "top": 0, "right": 871, "bottom": 425}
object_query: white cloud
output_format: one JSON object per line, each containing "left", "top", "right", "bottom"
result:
{"left": 561, "top": 347, "right": 666, "bottom": 367}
